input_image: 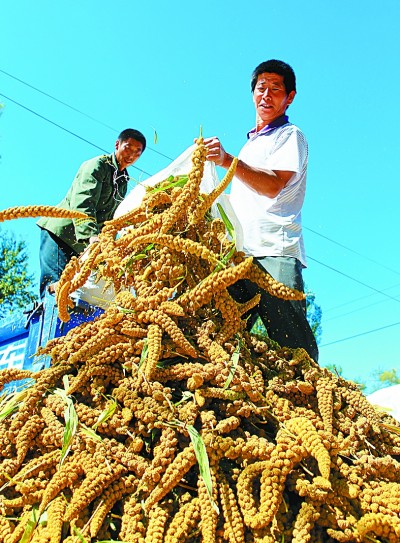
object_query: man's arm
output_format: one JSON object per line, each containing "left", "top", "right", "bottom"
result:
{"left": 204, "top": 136, "right": 294, "bottom": 198}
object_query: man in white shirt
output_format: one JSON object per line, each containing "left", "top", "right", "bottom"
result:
{"left": 204, "top": 59, "right": 318, "bottom": 361}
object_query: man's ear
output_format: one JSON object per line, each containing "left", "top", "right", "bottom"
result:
{"left": 287, "top": 90, "right": 296, "bottom": 106}
{"left": 115, "top": 139, "right": 120, "bottom": 151}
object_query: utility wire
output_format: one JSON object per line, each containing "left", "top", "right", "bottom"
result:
{"left": 323, "top": 282, "right": 400, "bottom": 315}
{"left": 324, "top": 291, "right": 400, "bottom": 323}
{"left": 320, "top": 320, "right": 400, "bottom": 347}
{"left": 308, "top": 256, "right": 400, "bottom": 305}
{"left": 0, "top": 68, "right": 174, "bottom": 161}
{"left": 4, "top": 87, "right": 400, "bottom": 306}
{"left": 3, "top": 87, "right": 400, "bottom": 350}
{"left": 2, "top": 75, "right": 399, "bottom": 318}
{"left": 324, "top": 295, "right": 400, "bottom": 325}
{"left": 4, "top": 73, "right": 400, "bottom": 356}
{"left": 305, "top": 226, "right": 400, "bottom": 276}
{"left": 2, "top": 68, "right": 397, "bottom": 283}
{"left": 306, "top": 224, "right": 400, "bottom": 314}
{"left": 0, "top": 68, "right": 117, "bottom": 131}
{"left": 0, "top": 92, "right": 153, "bottom": 176}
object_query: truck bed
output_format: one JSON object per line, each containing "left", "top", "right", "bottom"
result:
{"left": 0, "top": 293, "right": 103, "bottom": 391}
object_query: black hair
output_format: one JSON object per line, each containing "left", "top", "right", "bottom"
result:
{"left": 251, "top": 60, "right": 296, "bottom": 94}
{"left": 117, "top": 128, "right": 147, "bottom": 152}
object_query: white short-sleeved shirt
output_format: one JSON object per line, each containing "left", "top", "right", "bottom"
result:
{"left": 229, "top": 123, "right": 308, "bottom": 267}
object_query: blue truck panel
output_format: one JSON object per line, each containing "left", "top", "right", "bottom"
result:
{"left": 0, "top": 314, "right": 29, "bottom": 373}
{"left": 0, "top": 293, "right": 103, "bottom": 390}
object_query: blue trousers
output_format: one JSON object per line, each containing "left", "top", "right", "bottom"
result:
{"left": 39, "top": 228, "right": 78, "bottom": 299}
{"left": 229, "top": 256, "right": 319, "bottom": 361}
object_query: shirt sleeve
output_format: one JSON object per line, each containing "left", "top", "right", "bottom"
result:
{"left": 68, "top": 157, "right": 106, "bottom": 241}
{"left": 267, "top": 127, "right": 308, "bottom": 173}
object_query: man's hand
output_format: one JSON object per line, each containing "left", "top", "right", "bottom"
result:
{"left": 203, "top": 137, "right": 230, "bottom": 168}
{"left": 200, "top": 136, "right": 292, "bottom": 197}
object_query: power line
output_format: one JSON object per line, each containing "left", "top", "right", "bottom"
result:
{"left": 3, "top": 70, "right": 400, "bottom": 348}
{"left": 324, "top": 291, "right": 400, "bottom": 323}
{"left": 0, "top": 68, "right": 174, "bottom": 161}
{"left": 4, "top": 87, "right": 400, "bottom": 303}
{"left": 308, "top": 256, "right": 400, "bottom": 305}
{"left": 2, "top": 73, "right": 399, "bottom": 320}
{"left": 3, "top": 87, "right": 400, "bottom": 350}
{"left": 305, "top": 226, "right": 400, "bottom": 277}
{"left": 306, "top": 225, "right": 400, "bottom": 315}
{"left": 3, "top": 66, "right": 397, "bottom": 277}
{"left": 320, "top": 320, "right": 400, "bottom": 347}
{"left": 0, "top": 68, "right": 117, "bottom": 131}
{"left": 323, "top": 282, "right": 400, "bottom": 315}
{"left": 325, "top": 295, "right": 400, "bottom": 323}
{"left": 0, "top": 92, "right": 153, "bottom": 176}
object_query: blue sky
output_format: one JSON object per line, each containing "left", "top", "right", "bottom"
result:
{"left": 1, "top": 0, "right": 399, "bottom": 392}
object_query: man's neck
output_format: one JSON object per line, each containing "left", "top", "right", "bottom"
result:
{"left": 114, "top": 152, "right": 126, "bottom": 172}
{"left": 248, "top": 114, "right": 289, "bottom": 140}
{"left": 256, "top": 114, "right": 289, "bottom": 132}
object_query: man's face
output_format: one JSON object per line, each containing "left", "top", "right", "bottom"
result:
{"left": 253, "top": 72, "right": 296, "bottom": 128}
{"left": 115, "top": 138, "right": 144, "bottom": 169}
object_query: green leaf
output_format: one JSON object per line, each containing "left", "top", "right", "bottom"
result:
{"left": 147, "top": 175, "right": 188, "bottom": 194}
{"left": 216, "top": 203, "right": 235, "bottom": 242}
{"left": 72, "top": 526, "right": 89, "bottom": 542}
{"left": 20, "top": 506, "right": 39, "bottom": 543}
{"left": 219, "top": 244, "right": 236, "bottom": 268}
{"left": 38, "top": 510, "right": 48, "bottom": 525}
{"left": 93, "top": 398, "right": 117, "bottom": 430}
{"left": 381, "top": 423, "right": 400, "bottom": 436}
{"left": 174, "top": 390, "right": 195, "bottom": 407}
{"left": 79, "top": 423, "right": 103, "bottom": 442}
{"left": 187, "top": 425, "right": 219, "bottom": 514}
{"left": 211, "top": 243, "right": 236, "bottom": 275}
{"left": 0, "top": 389, "right": 28, "bottom": 421}
{"left": 364, "top": 536, "right": 382, "bottom": 543}
{"left": 62, "top": 375, "right": 69, "bottom": 390}
{"left": 54, "top": 388, "right": 78, "bottom": 467}
{"left": 126, "top": 243, "right": 155, "bottom": 265}
{"left": 139, "top": 339, "right": 149, "bottom": 369}
{"left": 224, "top": 339, "right": 241, "bottom": 389}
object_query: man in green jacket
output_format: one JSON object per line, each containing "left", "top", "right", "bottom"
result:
{"left": 38, "top": 128, "right": 146, "bottom": 299}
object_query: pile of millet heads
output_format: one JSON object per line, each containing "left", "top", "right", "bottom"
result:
{"left": 0, "top": 140, "right": 400, "bottom": 543}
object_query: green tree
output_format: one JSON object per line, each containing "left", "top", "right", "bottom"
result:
{"left": 377, "top": 368, "right": 400, "bottom": 386}
{"left": 0, "top": 228, "right": 38, "bottom": 319}
{"left": 305, "top": 289, "right": 322, "bottom": 344}
{"left": 368, "top": 368, "right": 400, "bottom": 393}
{"left": 324, "top": 363, "right": 344, "bottom": 376}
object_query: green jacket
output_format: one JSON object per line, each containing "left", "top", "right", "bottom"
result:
{"left": 38, "top": 153, "right": 128, "bottom": 254}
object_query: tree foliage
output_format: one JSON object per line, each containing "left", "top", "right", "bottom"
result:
{"left": 376, "top": 368, "right": 400, "bottom": 386}
{"left": 305, "top": 289, "right": 322, "bottom": 344}
{"left": 327, "top": 366, "right": 400, "bottom": 395}
{"left": 0, "top": 228, "right": 38, "bottom": 319}
{"left": 367, "top": 368, "right": 400, "bottom": 393}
